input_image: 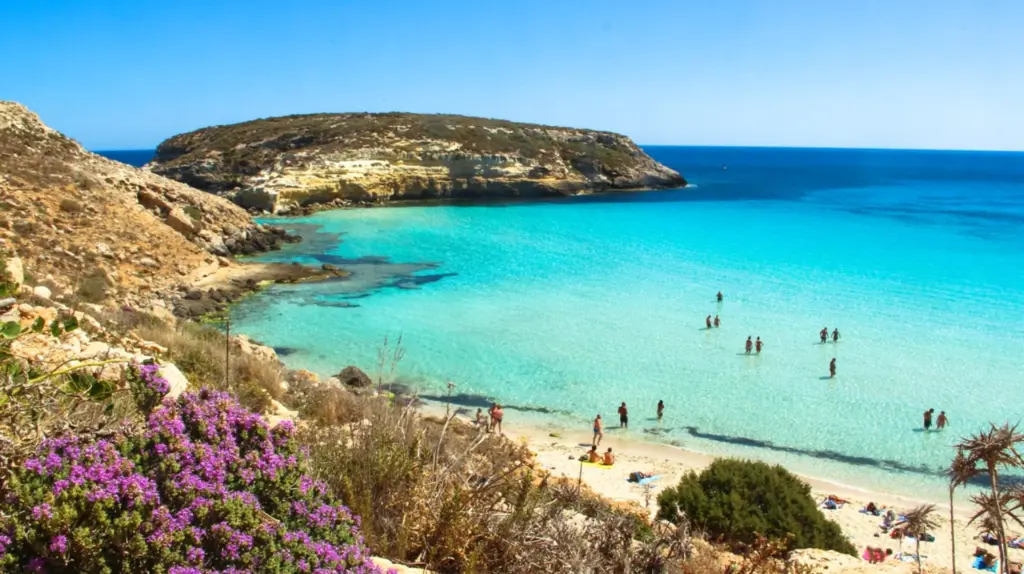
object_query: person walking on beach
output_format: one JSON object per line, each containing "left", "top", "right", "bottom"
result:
{"left": 618, "top": 402, "right": 629, "bottom": 429}
{"left": 755, "top": 337, "right": 763, "bottom": 354}
{"left": 832, "top": 328, "right": 840, "bottom": 342}
{"left": 657, "top": 400, "right": 665, "bottom": 422}
{"left": 593, "top": 414, "right": 604, "bottom": 445}
{"left": 714, "top": 315, "right": 720, "bottom": 328}
{"left": 717, "top": 291, "right": 723, "bottom": 302}
{"left": 706, "top": 315, "right": 713, "bottom": 329}
{"left": 745, "top": 336, "right": 753, "bottom": 354}
{"left": 829, "top": 357, "right": 836, "bottom": 378}
{"left": 820, "top": 327, "right": 829, "bottom": 344}
{"left": 923, "top": 408, "right": 934, "bottom": 431}
{"left": 937, "top": 411, "right": 948, "bottom": 430}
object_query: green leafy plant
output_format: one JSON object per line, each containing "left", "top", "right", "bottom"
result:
{"left": 657, "top": 458, "right": 856, "bottom": 555}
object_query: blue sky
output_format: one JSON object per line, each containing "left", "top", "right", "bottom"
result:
{"left": 1, "top": 0, "right": 1021, "bottom": 150}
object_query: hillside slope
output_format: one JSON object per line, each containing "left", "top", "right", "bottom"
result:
{"left": 148, "top": 112, "right": 686, "bottom": 212}
{"left": 0, "top": 101, "right": 293, "bottom": 312}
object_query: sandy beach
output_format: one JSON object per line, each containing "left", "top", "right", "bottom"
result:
{"left": 424, "top": 402, "right": 1018, "bottom": 573}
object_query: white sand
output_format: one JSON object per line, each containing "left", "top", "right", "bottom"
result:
{"left": 425, "top": 402, "right": 1021, "bottom": 573}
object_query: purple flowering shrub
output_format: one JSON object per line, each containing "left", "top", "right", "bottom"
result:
{"left": 0, "top": 387, "right": 386, "bottom": 573}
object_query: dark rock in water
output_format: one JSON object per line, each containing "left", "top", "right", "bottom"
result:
{"left": 336, "top": 365, "right": 372, "bottom": 388}
{"left": 322, "top": 263, "right": 339, "bottom": 272}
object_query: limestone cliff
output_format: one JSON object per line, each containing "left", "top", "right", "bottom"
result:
{"left": 147, "top": 112, "right": 686, "bottom": 212}
{"left": 0, "top": 101, "right": 294, "bottom": 313}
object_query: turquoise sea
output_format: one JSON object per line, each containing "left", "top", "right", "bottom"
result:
{"left": 109, "top": 147, "right": 1024, "bottom": 499}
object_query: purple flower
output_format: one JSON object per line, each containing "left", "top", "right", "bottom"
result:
{"left": 49, "top": 534, "right": 68, "bottom": 554}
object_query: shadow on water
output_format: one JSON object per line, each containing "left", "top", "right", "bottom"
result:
{"left": 419, "top": 392, "right": 572, "bottom": 417}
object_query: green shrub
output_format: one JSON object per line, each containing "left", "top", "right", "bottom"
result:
{"left": 657, "top": 459, "right": 856, "bottom": 555}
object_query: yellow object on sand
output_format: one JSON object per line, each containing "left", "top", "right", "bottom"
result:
{"left": 581, "top": 461, "right": 615, "bottom": 469}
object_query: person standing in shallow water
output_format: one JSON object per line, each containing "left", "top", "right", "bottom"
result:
{"left": 593, "top": 414, "right": 604, "bottom": 446}
{"left": 706, "top": 315, "right": 713, "bottom": 329}
{"left": 755, "top": 337, "right": 763, "bottom": 354}
{"left": 618, "top": 402, "right": 629, "bottom": 429}
{"left": 820, "top": 327, "right": 829, "bottom": 344}
{"left": 829, "top": 357, "right": 836, "bottom": 378}
{"left": 745, "top": 336, "right": 753, "bottom": 354}
{"left": 937, "top": 411, "right": 949, "bottom": 430}
{"left": 714, "top": 315, "right": 720, "bottom": 328}
{"left": 923, "top": 408, "right": 934, "bottom": 431}
{"left": 717, "top": 291, "right": 723, "bottom": 302}
{"left": 832, "top": 328, "right": 840, "bottom": 342}
{"left": 657, "top": 400, "right": 665, "bottom": 422}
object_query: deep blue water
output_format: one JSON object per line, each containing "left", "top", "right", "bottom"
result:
{"left": 96, "top": 149, "right": 154, "bottom": 167}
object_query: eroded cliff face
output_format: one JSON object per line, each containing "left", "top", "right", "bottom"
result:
{"left": 147, "top": 113, "right": 686, "bottom": 213}
{"left": 0, "top": 101, "right": 294, "bottom": 313}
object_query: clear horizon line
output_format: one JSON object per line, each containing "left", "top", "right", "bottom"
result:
{"left": 90, "top": 144, "right": 1024, "bottom": 154}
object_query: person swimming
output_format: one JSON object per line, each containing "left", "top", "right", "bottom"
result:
{"left": 820, "top": 327, "right": 829, "bottom": 344}
{"left": 829, "top": 357, "right": 836, "bottom": 378}
{"left": 706, "top": 315, "right": 712, "bottom": 329}
{"left": 832, "top": 328, "right": 840, "bottom": 342}
{"left": 717, "top": 291, "right": 723, "bottom": 302}
{"left": 745, "top": 336, "right": 753, "bottom": 354}
{"left": 755, "top": 337, "right": 763, "bottom": 354}
{"left": 713, "top": 315, "right": 720, "bottom": 328}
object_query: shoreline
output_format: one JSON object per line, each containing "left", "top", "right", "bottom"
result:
{"left": 418, "top": 399, "right": 1016, "bottom": 573}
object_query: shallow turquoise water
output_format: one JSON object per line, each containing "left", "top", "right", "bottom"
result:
{"left": 232, "top": 147, "right": 1024, "bottom": 498}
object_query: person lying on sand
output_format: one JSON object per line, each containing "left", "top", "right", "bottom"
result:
{"left": 826, "top": 494, "right": 850, "bottom": 505}
{"left": 603, "top": 447, "right": 615, "bottom": 466}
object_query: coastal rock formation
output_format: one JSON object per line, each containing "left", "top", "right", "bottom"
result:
{"left": 0, "top": 101, "right": 297, "bottom": 314}
{"left": 147, "top": 112, "right": 686, "bottom": 213}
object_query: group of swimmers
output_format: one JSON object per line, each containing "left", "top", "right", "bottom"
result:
{"left": 744, "top": 336, "right": 764, "bottom": 354}
{"left": 710, "top": 292, "right": 839, "bottom": 376}
{"left": 922, "top": 408, "right": 949, "bottom": 431}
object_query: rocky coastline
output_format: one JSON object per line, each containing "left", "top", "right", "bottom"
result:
{"left": 146, "top": 112, "right": 687, "bottom": 214}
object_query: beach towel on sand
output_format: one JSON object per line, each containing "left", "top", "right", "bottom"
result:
{"left": 972, "top": 556, "right": 997, "bottom": 572}
{"left": 626, "top": 475, "right": 661, "bottom": 485}
{"left": 581, "top": 461, "right": 615, "bottom": 469}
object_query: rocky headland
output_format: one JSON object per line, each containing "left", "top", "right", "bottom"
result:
{"left": 146, "top": 112, "right": 686, "bottom": 213}
{"left": 0, "top": 101, "right": 331, "bottom": 319}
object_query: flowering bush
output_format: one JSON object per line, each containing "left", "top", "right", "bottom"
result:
{"left": 0, "top": 387, "right": 386, "bottom": 573}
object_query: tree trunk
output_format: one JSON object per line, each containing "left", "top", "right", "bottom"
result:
{"left": 989, "top": 465, "right": 1008, "bottom": 574}
{"left": 921, "top": 536, "right": 929, "bottom": 572}
{"left": 950, "top": 487, "right": 957, "bottom": 574}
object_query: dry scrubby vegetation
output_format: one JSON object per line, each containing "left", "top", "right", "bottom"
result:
{"left": 153, "top": 112, "right": 646, "bottom": 189}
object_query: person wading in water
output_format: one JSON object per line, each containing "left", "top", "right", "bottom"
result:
{"left": 829, "top": 358, "right": 837, "bottom": 378}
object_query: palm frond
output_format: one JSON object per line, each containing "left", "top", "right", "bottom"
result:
{"left": 903, "top": 503, "right": 940, "bottom": 537}
{"left": 947, "top": 447, "right": 979, "bottom": 490}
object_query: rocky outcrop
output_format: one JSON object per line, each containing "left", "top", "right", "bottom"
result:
{"left": 0, "top": 101, "right": 299, "bottom": 314}
{"left": 336, "top": 365, "right": 373, "bottom": 389}
{"left": 147, "top": 112, "right": 686, "bottom": 213}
